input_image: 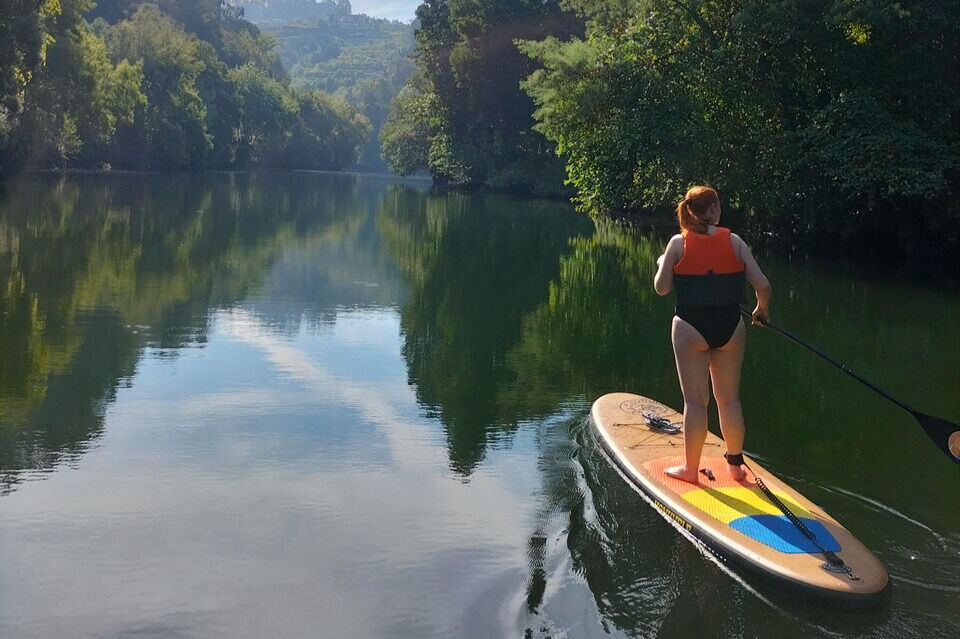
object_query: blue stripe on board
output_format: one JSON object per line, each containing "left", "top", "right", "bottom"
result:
{"left": 729, "top": 515, "right": 841, "bottom": 554}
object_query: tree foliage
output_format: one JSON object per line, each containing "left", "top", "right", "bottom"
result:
{"left": 284, "top": 89, "right": 371, "bottom": 169}
{"left": 232, "top": 0, "right": 350, "bottom": 25}
{"left": 0, "top": 0, "right": 63, "bottom": 168}
{"left": 107, "top": 5, "right": 211, "bottom": 167}
{"left": 380, "top": 71, "right": 440, "bottom": 176}
{"left": 241, "top": 6, "right": 415, "bottom": 172}
{"left": 522, "top": 0, "right": 960, "bottom": 242}
{"left": 0, "top": 0, "right": 369, "bottom": 171}
{"left": 383, "top": 0, "right": 583, "bottom": 195}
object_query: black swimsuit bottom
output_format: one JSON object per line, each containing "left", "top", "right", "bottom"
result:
{"left": 675, "top": 304, "right": 742, "bottom": 349}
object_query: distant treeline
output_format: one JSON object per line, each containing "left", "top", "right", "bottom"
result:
{"left": 385, "top": 1, "right": 960, "bottom": 246}
{"left": 239, "top": 6, "right": 415, "bottom": 172}
{"left": 0, "top": 0, "right": 370, "bottom": 172}
{"left": 233, "top": 0, "right": 352, "bottom": 24}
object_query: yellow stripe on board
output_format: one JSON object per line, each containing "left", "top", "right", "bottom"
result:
{"left": 682, "top": 486, "right": 814, "bottom": 524}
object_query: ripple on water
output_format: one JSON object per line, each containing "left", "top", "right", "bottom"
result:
{"left": 552, "top": 416, "right": 913, "bottom": 639}
{"left": 797, "top": 481, "right": 960, "bottom": 593}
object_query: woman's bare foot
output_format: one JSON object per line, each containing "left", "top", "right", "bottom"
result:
{"left": 726, "top": 463, "right": 746, "bottom": 481}
{"left": 664, "top": 465, "right": 700, "bottom": 483}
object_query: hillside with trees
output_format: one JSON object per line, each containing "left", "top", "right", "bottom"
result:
{"left": 0, "top": 0, "right": 369, "bottom": 172}
{"left": 234, "top": 0, "right": 415, "bottom": 171}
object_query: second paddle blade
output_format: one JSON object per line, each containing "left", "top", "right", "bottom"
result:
{"left": 917, "top": 412, "right": 960, "bottom": 465}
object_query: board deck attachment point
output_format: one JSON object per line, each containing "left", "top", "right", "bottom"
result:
{"left": 642, "top": 412, "right": 682, "bottom": 434}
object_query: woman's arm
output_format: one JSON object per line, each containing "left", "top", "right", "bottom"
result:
{"left": 732, "top": 234, "right": 771, "bottom": 324}
{"left": 654, "top": 235, "right": 683, "bottom": 296}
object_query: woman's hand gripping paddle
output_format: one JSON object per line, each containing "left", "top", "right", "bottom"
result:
{"left": 739, "top": 308, "right": 960, "bottom": 466}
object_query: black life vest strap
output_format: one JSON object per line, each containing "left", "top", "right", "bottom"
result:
{"left": 674, "top": 270, "right": 746, "bottom": 307}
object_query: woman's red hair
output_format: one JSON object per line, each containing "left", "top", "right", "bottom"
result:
{"left": 676, "top": 186, "right": 719, "bottom": 234}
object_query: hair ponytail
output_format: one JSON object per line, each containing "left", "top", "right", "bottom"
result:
{"left": 676, "top": 186, "right": 719, "bottom": 234}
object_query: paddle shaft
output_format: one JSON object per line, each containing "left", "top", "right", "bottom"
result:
{"left": 739, "top": 308, "right": 917, "bottom": 417}
{"left": 740, "top": 307, "right": 960, "bottom": 465}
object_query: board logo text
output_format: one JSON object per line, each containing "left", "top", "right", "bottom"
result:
{"left": 655, "top": 499, "right": 692, "bottom": 531}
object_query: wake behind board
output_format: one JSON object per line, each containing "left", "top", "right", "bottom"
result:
{"left": 591, "top": 392, "right": 890, "bottom": 610}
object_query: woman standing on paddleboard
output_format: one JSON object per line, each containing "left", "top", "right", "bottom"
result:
{"left": 653, "top": 186, "right": 771, "bottom": 483}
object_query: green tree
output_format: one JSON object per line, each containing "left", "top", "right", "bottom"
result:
{"left": 193, "top": 39, "right": 242, "bottom": 166}
{"left": 229, "top": 62, "right": 299, "bottom": 165}
{"left": 107, "top": 5, "right": 211, "bottom": 167}
{"left": 0, "top": 0, "right": 61, "bottom": 107}
{"left": 523, "top": 0, "right": 960, "bottom": 246}
{"left": 0, "top": 0, "right": 62, "bottom": 169}
{"left": 1, "top": 0, "right": 370, "bottom": 172}
{"left": 11, "top": 0, "right": 145, "bottom": 167}
{"left": 385, "top": 0, "right": 582, "bottom": 195}
{"left": 241, "top": 6, "right": 415, "bottom": 170}
{"left": 284, "top": 89, "right": 370, "bottom": 169}
{"left": 380, "top": 71, "right": 440, "bottom": 176}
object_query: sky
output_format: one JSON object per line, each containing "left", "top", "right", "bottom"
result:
{"left": 349, "top": 0, "right": 420, "bottom": 22}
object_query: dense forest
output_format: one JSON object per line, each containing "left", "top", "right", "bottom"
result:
{"left": 5, "top": 1, "right": 959, "bottom": 246}
{"left": 382, "top": 0, "right": 583, "bottom": 196}
{"left": 0, "top": 0, "right": 370, "bottom": 171}
{"left": 385, "top": 0, "right": 960, "bottom": 246}
{"left": 235, "top": 1, "right": 415, "bottom": 171}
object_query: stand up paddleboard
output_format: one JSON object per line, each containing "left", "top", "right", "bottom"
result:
{"left": 591, "top": 392, "right": 890, "bottom": 610}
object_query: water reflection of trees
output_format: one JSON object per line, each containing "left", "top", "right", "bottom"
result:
{"left": 500, "top": 223, "right": 736, "bottom": 635}
{"left": 514, "top": 234, "right": 960, "bottom": 636}
{"left": 504, "top": 222, "right": 680, "bottom": 415}
{"left": 379, "top": 195, "right": 690, "bottom": 476}
{"left": 0, "top": 172, "right": 371, "bottom": 492}
{"left": 378, "top": 188, "right": 594, "bottom": 475}
{"left": 377, "top": 185, "right": 960, "bottom": 631}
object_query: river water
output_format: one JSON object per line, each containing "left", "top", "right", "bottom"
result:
{"left": 0, "top": 173, "right": 957, "bottom": 638}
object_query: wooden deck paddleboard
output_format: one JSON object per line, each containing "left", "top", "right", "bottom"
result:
{"left": 591, "top": 392, "right": 890, "bottom": 610}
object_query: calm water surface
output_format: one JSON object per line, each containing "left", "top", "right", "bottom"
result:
{"left": 0, "top": 173, "right": 957, "bottom": 638}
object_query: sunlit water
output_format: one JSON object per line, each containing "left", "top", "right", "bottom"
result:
{"left": 0, "top": 173, "right": 957, "bottom": 638}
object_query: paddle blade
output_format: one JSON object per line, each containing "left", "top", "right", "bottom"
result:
{"left": 916, "top": 413, "right": 960, "bottom": 465}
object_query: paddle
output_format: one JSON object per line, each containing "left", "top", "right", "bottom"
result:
{"left": 739, "top": 307, "right": 960, "bottom": 466}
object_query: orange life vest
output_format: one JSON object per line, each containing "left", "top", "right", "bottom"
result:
{"left": 672, "top": 227, "right": 746, "bottom": 307}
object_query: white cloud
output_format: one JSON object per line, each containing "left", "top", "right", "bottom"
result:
{"left": 219, "top": 308, "right": 442, "bottom": 469}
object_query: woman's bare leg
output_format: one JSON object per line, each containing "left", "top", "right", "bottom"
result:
{"left": 665, "top": 316, "right": 711, "bottom": 483}
{"left": 710, "top": 318, "right": 746, "bottom": 480}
